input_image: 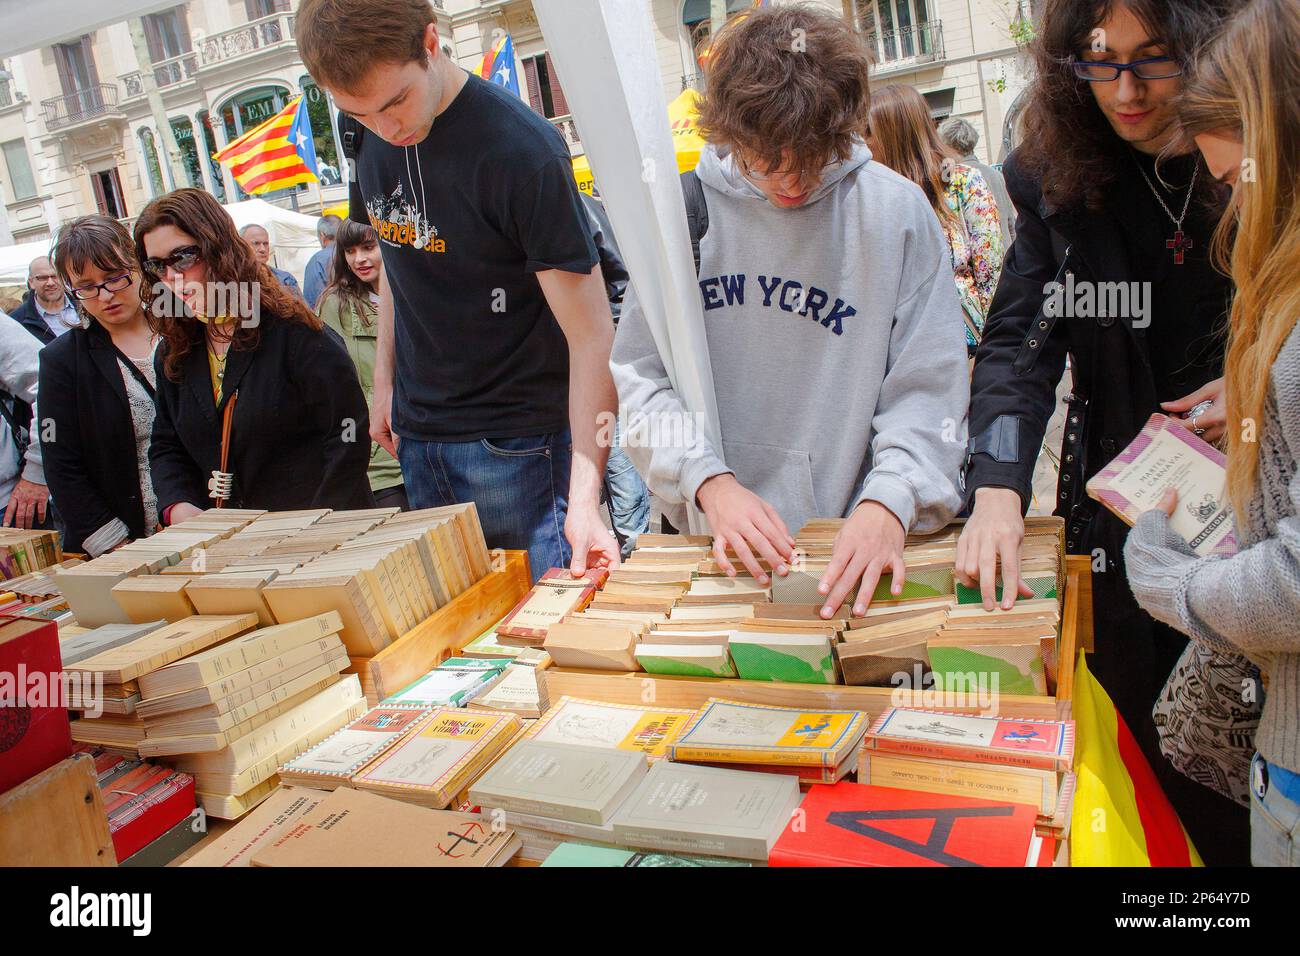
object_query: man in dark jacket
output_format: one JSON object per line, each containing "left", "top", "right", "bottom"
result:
{"left": 959, "top": 0, "right": 1247, "bottom": 864}
{"left": 10, "top": 257, "right": 78, "bottom": 344}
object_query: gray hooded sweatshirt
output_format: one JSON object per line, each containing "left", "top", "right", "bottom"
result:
{"left": 610, "top": 142, "right": 969, "bottom": 535}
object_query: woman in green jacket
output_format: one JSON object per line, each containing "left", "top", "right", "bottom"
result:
{"left": 316, "top": 220, "right": 407, "bottom": 510}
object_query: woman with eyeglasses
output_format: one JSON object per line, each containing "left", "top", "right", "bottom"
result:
{"left": 134, "top": 188, "right": 373, "bottom": 523}
{"left": 315, "top": 220, "right": 408, "bottom": 511}
{"left": 866, "top": 83, "right": 1004, "bottom": 355}
{"left": 36, "top": 216, "right": 161, "bottom": 555}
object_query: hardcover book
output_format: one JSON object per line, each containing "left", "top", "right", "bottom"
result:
{"left": 469, "top": 740, "right": 648, "bottom": 825}
{"left": 524, "top": 697, "right": 696, "bottom": 759}
{"left": 609, "top": 761, "right": 801, "bottom": 861}
{"left": 1086, "top": 412, "right": 1237, "bottom": 556}
{"left": 769, "top": 782, "right": 1039, "bottom": 867}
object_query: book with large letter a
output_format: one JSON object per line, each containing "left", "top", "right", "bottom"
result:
{"left": 770, "top": 782, "right": 1038, "bottom": 867}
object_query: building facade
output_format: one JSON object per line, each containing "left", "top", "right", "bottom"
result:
{"left": 0, "top": 0, "right": 1032, "bottom": 246}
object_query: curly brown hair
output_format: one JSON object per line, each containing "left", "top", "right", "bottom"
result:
{"left": 698, "top": 3, "right": 872, "bottom": 176}
{"left": 1017, "top": 0, "right": 1242, "bottom": 213}
{"left": 133, "top": 188, "right": 321, "bottom": 382}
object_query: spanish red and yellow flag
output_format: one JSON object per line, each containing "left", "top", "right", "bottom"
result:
{"left": 1070, "top": 652, "right": 1202, "bottom": 866}
{"left": 213, "top": 96, "right": 319, "bottom": 195}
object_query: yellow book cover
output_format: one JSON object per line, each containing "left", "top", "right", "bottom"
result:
{"left": 668, "top": 697, "right": 868, "bottom": 768}
{"left": 524, "top": 696, "right": 697, "bottom": 759}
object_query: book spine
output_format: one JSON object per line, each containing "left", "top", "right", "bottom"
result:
{"left": 610, "top": 824, "right": 762, "bottom": 862}
{"left": 668, "top": 744, "right": 834, "bottom": 768}
{"left": 867, "top": 737, "right": 1066, "bottom": 773}
{"left": 193, "top": 613, "right": 342, "bottom": 684}
{"left": 469, "top": 793, "right": 603, "bottom": 826}
{"left": 862, "top": 754, "right": 1052, "bottom": 813}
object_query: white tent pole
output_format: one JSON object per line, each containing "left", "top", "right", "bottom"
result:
{"left": 533, "top": 0, "right": 722, "bottom": 533}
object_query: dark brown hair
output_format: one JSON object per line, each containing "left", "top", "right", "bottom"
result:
{"left": 1017, "top": 0, "right": 1242, "bottom": 212}
{"left": 133, "top": 188, "right": 321, "bottom": 382}
{"left": 868, "top": 84, "right": 959, "bottom": 226}
{"left": 49, "top": 215, "right": 140, "bottom": 327}
{"left": 296, "top": 0, "right": 433, "bottom": 93}
{"left": 698, "top": 3, "right": 873, "bottom": 176}
{"left": 322, "top": 219, "right": 380, "bottom": 325}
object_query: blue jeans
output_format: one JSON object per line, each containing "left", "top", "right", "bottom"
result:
{"left": 397, "top": 430, "right": 571, "bottom": 585}
{"left": 1250, "top": 753, "right": 1300, "bottom": 867}
{"left": 604, "top": 425, "right": 649, "bottom": 559}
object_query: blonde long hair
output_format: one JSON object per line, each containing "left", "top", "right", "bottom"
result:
{"left": 867, "top": 84, "right": 959, "bottom": 228}
{"left": 1181, "top": 0, "right": 1300, "bottom": 515}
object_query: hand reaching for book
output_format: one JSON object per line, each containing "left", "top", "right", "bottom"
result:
{"left": 695, "top": 474, "right": 795, "bottom": 585}
{"left": 956, "top": 487, "right": 1036, "bottom": 611}
{"left": 566, "top": 500, "right": 622, "bottom": 576}
{"left": 818, "top": 500, "right": 906, "bottom": 618}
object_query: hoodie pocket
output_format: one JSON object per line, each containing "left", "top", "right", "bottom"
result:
{"left": 721, "top": 440, "right": 819, "bottom": 532}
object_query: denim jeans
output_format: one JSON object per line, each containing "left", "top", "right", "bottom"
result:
{"left": 397, "top": 430, "right": 571, "bottom": 585}
{"left": 604, "top": 424, "right": 649, "bottom": 559}
{"left": 1250, "top": 753, "right": 1300, "bottom": 867}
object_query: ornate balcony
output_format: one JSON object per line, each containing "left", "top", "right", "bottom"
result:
{"left": 865, "top": 19, "right": 945, "bottom": 74}
{"left": 41, "top": 83, "right": 124, "bottom": 131}
{"left": 121, "top": 13, "right": 297, "bottom": 101}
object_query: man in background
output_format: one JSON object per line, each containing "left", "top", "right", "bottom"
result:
{"left": 10, "top": 256, "right": 78, "bottom": 344}
{"left": 303, "top": 213, "right": 341, "bottom": 309}
{"left": 240, "top": 223, "right": 304, "bottom": 298}
{"left": 939, "top": 117, "right": 1015, "bottom": 246}
{"left": 0, "top": 313, "right": 49, "bottom": 530}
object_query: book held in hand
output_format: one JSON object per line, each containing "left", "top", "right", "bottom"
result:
{"left": 1086, "top": 412, "right": 1237, "bottom": 556}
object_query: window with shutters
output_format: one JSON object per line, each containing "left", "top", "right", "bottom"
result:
{"left": 521, "top": 52, "right": 569, "bottom": 120}
{"left": 91, "top": 168, "right": 127, "bottom": 219}
{"left": 2, "top": 139, "right": 37, "bottom": 201}
{"left": 144, "top": 7, "right": 190, "bottom": 62}
{"left": 245, "top": 0, "right": 290, "bottom": 20}
{"left": 53, "top": 35, "right": 101, "bottom": 117}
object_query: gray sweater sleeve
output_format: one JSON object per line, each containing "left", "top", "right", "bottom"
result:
{"left": 610, "top": 281, "right": 731, "bottom": 509}
{"left": 855, "top": 217, "right": 968, "bottom": 533}
{"left": 1124, "top": 402, "right": 1300, "bottom": 660}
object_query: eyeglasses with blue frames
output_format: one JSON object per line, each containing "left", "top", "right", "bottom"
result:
{"left": 1070, "top": 55, "right": 1183, "bottom": 82}
{"left": 69, "top": 273, "right": 133, "bottom": 301}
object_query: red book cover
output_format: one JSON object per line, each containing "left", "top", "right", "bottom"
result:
{"left": 102, "top": 764, "right": 197, "bottom": 862}
{"left": 770, "top": 782, "right": 1039, "bottom": 867}
{"left": 0, "top": 616, "right": 71, "bottom": 794}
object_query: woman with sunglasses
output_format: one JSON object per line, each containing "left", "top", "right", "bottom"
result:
{"left": 316, "top": 220, "right": 407, "bottom": 511}
{"left": 37, "top": 216, "right": 161, "bottom": 555}
{"left": 135, "top": 188, "right": 373, "bottom": 523}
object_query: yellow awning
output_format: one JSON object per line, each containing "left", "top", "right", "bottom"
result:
{"left": 573, "top": 87, "right": 705, "bottom": 195}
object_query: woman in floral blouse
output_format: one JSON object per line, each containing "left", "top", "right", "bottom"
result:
{"left": 867, "top": 84, "right": 1004, "bottom": 353}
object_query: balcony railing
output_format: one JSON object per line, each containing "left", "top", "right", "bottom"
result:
{"left": 122, "top": 51, "right": 199, "bottom": 97}
{"left": 550, "top": 114, "right": 581, "bottom": 154}
{"left": 41, "top": 83, "right": 122, "bottom": 131}
{"left": 122, "top": 12, "right": 296, "bottom": 99}
{"left": 866, "top": 19, "right": 944, "bottom": 72}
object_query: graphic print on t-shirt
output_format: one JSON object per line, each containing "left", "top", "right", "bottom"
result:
{"left": 366, "top": 177, "right": 446, "bottom": 253}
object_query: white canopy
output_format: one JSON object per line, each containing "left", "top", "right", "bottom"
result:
{"left": 0, "top": 239, "right": 51, "bottom": 285}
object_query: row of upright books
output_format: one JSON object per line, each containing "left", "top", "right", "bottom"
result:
{"left": 489, "top": 519, "right": 1065, "bottom": 696}
{"left": 0, "top": 528, "right": 61, "bottom": 580}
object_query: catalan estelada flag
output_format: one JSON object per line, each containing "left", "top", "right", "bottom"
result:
{"left": 1070, "top": 652, "right": 1202, "bottom": 866}
{"left": 471, "top": 33, "right": 520, "bottom": 96}
{"left": 213, "top": 96, "right": 319, "bottom": 195}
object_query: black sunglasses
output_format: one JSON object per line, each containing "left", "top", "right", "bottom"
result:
{"left": 1070, "top": 55, "right": 1182, "bottom": 82}
{"left": 142, "top": 244, "right": 202, "bottom": 276}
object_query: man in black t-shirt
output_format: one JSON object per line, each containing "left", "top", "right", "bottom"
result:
{"left": 297, "top": 0, "right": 620, "bottom": 582}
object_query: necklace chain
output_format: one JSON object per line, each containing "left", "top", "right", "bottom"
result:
{"left": 1133, "top": 153, "right": 1199, "bottom": 230}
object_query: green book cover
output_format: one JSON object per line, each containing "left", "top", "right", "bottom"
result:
{"left": 928, "top": 646, "right": 1048, "bottom": 697}
{"left": 541, "top": 842, "right": 751, "bottom": 867}
{"left": 954, "top": 572, "right": 1058, "bottom": 605}
{"left": 635, "top": 645, "right": 736, "bottom": 678}
{"left": 729, "top": 641, "right": 836, "bottom": 684}
{"left": 382, "top": 658, "right": 508, "bottom": 709}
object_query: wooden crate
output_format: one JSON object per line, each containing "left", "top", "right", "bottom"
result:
{"left": 539, "top": 552, "right": 1092, "bottom": 721}
{"left": 366, "top": 550, "right": 530, "bottom": 701}
{"left": 0, "top": 754, "right": 116, "bottom": 866}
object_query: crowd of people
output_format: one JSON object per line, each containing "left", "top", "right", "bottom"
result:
{"left": 0, "top": 0, "right": 1294, "bottom": 866}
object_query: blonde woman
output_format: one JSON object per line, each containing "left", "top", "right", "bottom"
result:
{"left": 1124, "top": 0, "right": 1300, "bottom": 866}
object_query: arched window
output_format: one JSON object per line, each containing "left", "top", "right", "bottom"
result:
{"left": 170, "top": 116, "right": 203, "bottom": 189}
{"left": 138, "top": 127, "right": 165, "bottom": 197}
{"left": 197, "top": 110, "right": 227, "bottom": 202}
{"left": 299, "top": 76, "right": 343, "bottom": 187}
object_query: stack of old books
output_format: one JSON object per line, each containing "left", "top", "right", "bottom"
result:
{"left": 464, "top": 648, "right": 552, "bottom": 718}
{"left": 667, "top": 698, "right": 868, "bottom": 786}
{"left": 0, "top": 527, "right": 62, "bottom": 580}
{"left": 72, "top": 744, "right": 198, "bottom": 864}
{"left": 856, "top": 706, "right": 1076, "bottom": 841}
{"left": 927, "top": 599, "right": 1062, "bottom": 697}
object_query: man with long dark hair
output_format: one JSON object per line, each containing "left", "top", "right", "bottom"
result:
{"left": 958, "top": 0, "right": 1248, "bottom": 863}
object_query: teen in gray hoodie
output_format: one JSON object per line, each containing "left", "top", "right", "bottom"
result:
{"left": 610, "top": 6, "right": 968, "bottom": 618}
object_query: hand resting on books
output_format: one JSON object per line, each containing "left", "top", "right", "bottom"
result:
{"left": 817, "top": 499, "right": 906, "bottom": 618}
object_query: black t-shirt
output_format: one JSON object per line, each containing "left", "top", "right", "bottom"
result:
{"left": 1117, "top": 149, "right": 1231, "bottom": 404}
{"left": 348, "top": 74, "right": 598, "bottom": 441}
